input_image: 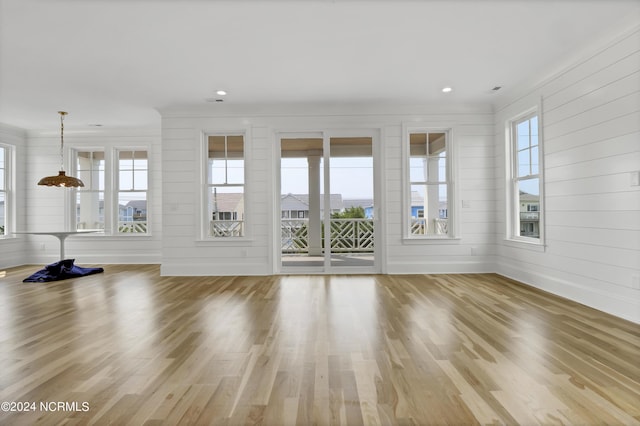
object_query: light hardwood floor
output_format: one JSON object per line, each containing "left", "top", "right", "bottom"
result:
{"left": 0, "top": 264, "right": 638, "bottom": 425}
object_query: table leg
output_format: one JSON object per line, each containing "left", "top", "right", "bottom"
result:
{"left": 56, "top": 235, "right": 69, "bottom": 260}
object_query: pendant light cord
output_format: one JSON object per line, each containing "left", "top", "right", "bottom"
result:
{"left": 58, "top": 111, "right": 67, "bottom": 171}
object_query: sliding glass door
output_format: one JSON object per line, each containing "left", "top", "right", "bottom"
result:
{"left": 279, "top": 131, "right": 377, "bottom": 273}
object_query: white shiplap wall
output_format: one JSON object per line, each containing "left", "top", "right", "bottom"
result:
{"left": 494, "top": 26, "right": 640, "bottom": 323}
{"left": 0, "top": 123, "right": 27, "bottom": 268}
{"left": 160, "top": 106, "right": 496, "bottom": 276}
{"left": 24, "top": 129, "right": 162, "bottom": 264}
{"left": 161, "top": 116, "right": 271, "bottom": 275}
{"left": 385, "top": 116, "right": 497, "bottom": 274}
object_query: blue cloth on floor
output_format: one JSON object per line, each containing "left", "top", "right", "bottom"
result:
{"left": 23, "top": 259, "right": 104, "bottom": 283}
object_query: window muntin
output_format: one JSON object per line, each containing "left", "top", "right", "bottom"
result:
{"left": 117, "top": 150, "right": 148, "bottom": 234}
{"left": 76, "top": 150, "right": 105, "bottom": 230}
{"left": 511, "top": 113, "right": 541, "bottom": 241}
{"left": 408, "top": 131, "right": 450, "bottom": 237}
{"left": 0, "top": 146, "right": 7, "bottom": 236}
{"left": 207, "top": 134, "right": 245, "bottom": 238}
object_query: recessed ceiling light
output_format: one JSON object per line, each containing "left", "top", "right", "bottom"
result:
{"left": 442, "top": 87, "right": 453, "bottom": 93}
{"left": 216, "top": 90, "right": 227, "bottom": 96}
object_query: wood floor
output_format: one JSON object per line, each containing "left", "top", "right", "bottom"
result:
{"left": 0, "top": 265, "right": 638, "bottom": 425}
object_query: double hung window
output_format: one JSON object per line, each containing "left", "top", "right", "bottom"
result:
{"left": 117, "top": 150, "right": 148, "bottom": 233}
{"left": 73, "top": 148, "right": 149, "bottom": 234}
{"left": 206, "top": 134, "right": 245, "bottom": 238}
{"left": 406, "top": 130, "right": 452, "bottom": 238}
{"left": 509, "top": 112, "right": 542, "bottom": 241}
{"left": 76, "top": 150, "right": 105, "bottom": 231}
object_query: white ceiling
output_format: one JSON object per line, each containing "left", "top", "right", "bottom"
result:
{"left": 1, "top": 0, "right": 638, "bottom": 130}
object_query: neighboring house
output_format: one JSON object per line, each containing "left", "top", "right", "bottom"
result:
{"left": 76, "top": 200, "right": 147, "bottom": 228}
{"left": 410, "top": 191, "right": 448, "bottom": 220}
{"left": 281, "top": 193, "right": 343, "bottom": 219}
{"left": 519, "top": 191, "right": 540, "bottom": 238}
{"left": 211, "top": 192, "right": 244, "bottom": 221}
{"left": 280, "top": 194, "right": 449, "bottom": 221}
{"left": 122, "top": 200, "right": 147, "bottom": 221}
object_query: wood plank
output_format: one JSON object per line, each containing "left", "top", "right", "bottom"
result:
{"left": 0, "top": 265, "right": 638, "bottom": 425}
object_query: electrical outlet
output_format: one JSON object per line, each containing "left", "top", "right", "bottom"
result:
{"left": 632, "top": 275, "right": 640, "bottom": 290}
{"left": 631, "top": 171, "right": 640, "bottom": 187}
{"left": 41, "top": 243, "right": 46, "bottom": 251}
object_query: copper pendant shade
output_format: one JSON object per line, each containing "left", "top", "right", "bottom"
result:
{"left": 37, "top": 111, "right": 84, "bottom": 188}
{"left": 37, "top": 170, "right": 84, "bottom": 187}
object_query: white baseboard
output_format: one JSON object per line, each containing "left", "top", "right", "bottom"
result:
{"left": 160, "top": 262, "right": 270, "bottom": 276}
{"left": 0, "top": 239, "right": 28, "bottom": 269}
{"left": 386, "top": 259, "right": 497, "bottom": 275}
{"left": 496, "top": 261, "right": 640, "bottom": 324}
{"left": 0, "top": 257, "right": 28, "bottom": 270}
{"left": 29, "top": 253, "right": 161, "bottom": 265}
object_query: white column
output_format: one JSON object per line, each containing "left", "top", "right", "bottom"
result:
{"left": 307, "top": 154, "right": 322, "bottom": 256}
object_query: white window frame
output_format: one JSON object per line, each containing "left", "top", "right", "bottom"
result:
{"left": 201, "top": 130, "right": 250, "bottom": 241}
{"left": 506, "top": 108, "right": 544, "bottom": 246}
{"left": 0, "top": 144, "right": 13, "bottom": 238}
{"left": 70, "top": 146, "right": 151, "bottom": 236}
{"left": 402, "top": 125, "right": 457, "bottom": 241}
{"left": 116, "top": 149, "right": 150, "bottom": 235}
{"left": 74, "top": 148, "right": 106, "bottom": 232}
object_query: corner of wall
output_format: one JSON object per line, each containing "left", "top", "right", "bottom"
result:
{"left": 492, "top": 24, "right": 640, "bottom": 324}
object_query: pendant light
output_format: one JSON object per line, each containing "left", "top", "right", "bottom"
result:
{"left": 37, "top": 111, "right": 84, "bottom": 187}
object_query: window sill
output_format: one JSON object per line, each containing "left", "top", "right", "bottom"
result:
{"left": 503, "top": 238, "right": 546, "bottom": 252}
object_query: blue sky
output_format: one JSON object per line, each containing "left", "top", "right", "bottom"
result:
{"left": 281, "top": 157, "right": 373, "bottom": 199}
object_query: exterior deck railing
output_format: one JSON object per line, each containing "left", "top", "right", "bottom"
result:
{"left": 520, "top": 211, "right": 539, "bottom": 220}
{"left": 281, "top": 219, "right": 308, "bottom": 252}
{"left": 281, "top": 218, "right": 374, "bottom": 253}
{"left": 118, "top": 221, "right": 148, "bottom": 233}
{"left": 210, "top": 220, "right": 244, "bottom": 237}
{"left": 77, "top": 221, "right": 148, "bottom": 233}
{"left": 330, "top": 218, "right": 374, "bottom": 252}
{"left": 410, "top": 218, "right": 448, "bottom": 235}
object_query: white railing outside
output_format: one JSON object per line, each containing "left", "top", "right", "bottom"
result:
{"left": 77, "top": 221, "right": 105, "bottom": 230}
{"left": 410, "top": 218, "right": 448, "bottom": 235}
{"left": 77, "top": 221, "right": 148, "bottom": 233}
{"left": 520, "top": 211, "right": 539, "bottom": 220}
{"left": 281, "top": 218, "right": 375, "bottom": 253}
{"left": 281, "top": 219, "right": 309, "bottom": 253}
{"left": 119, "top": 221, "right": 148, "bottom": 233}
{"left": 330, "top": 218, "right": 374, "bottom": 252}
{"left": 210, "top": 220, "right": 244, "bottom": 237}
